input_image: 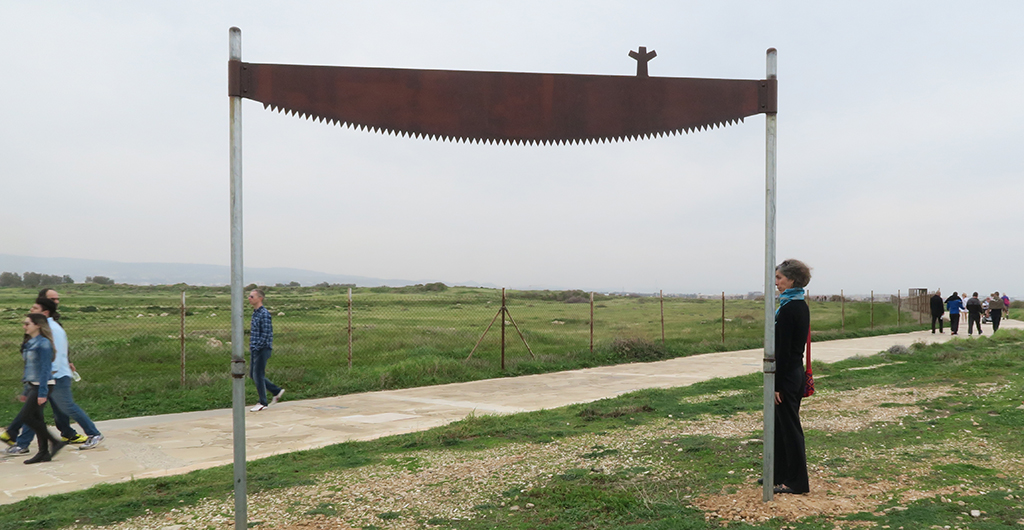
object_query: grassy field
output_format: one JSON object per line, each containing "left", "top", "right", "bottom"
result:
{"left": 1, "top": 330, "right": 1020, "bottom": 529}
{"left": 0, "top": 284, "right": 925, "bottom": 421}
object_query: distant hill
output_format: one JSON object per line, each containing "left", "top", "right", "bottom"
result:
{"left": 0, "top": 254, "right": 498, "bottom": 289}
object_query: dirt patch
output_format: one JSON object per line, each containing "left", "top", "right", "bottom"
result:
{"left": 692, "top": 474, "right": 890, "bottom": 525}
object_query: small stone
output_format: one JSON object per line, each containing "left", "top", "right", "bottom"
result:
{"left": 525, "top": 503, "right": 534, "bottom": 509}
{"left": 970, "top": 510, "right": 981, "bottom": 517}
{"left": 510, "top": 505, "right": 520, "bottom": 511}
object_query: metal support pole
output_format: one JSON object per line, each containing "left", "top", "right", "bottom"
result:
{"left": 761, "top": 47, "right": 778, "bottom": 503}
{"left": 897, "top": 290, "right": 901, "bottom": 327}
{"left": 228, "top": 26, "right": 248, "bottom": 530}
{"left": 871, "top": 290, "right": 874, "bottom": 330}
{"left": 721, "top": 291, "right": 726, "bottom": 344}
{"left": 180, "top": 290, "right": 186, "bottom": 388}
{"left": 347, "top": 287, "right": 353, "bottom": 370}
{"left": 660, "top": 290, "right": 665, "bottom": 345}
{"left": 589, "top": 292, "right": 594, "bottom": 353}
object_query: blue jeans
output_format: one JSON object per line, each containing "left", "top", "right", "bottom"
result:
{"left": 250, "top": 347, "right": 282, "bottom": 406}
{"left": 12, "top": 376, "right": 100, "bottom": 446}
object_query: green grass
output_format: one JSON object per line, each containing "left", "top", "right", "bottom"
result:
{"left": 0, "top": 284, "right": 927, "bottom": 421}
{"left": 1, "top": 330, "right": 1021, "bottom": 529}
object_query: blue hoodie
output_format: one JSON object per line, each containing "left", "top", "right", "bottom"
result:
{"left": 946, "top": 297, "right": 964, "bottom": 315}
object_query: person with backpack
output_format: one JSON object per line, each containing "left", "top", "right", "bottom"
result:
{"left": 989, "top": 292, "right": 1005, "bottom": 332}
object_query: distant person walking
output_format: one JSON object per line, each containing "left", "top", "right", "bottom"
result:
{"left": 248, "top": 289, "right": 284, "bottom": 412}
{"left": 930, "top": 291, "right": 945, "bottom": 334}
{"left": 989, "top": 292, "right": 1005, "bottom": 333}
{"left": 1001, "top": 293, "right": 1011, "bottom": 319}
{"left": 769, "top": 259, "right": 811, "bottom": 494}
{"left": 2, "top": 314, "right": 65, "bottom": 464}
{"left": 945, "top": 292, "right": 964, "bottom": 336}
{"left": 966, "top": 292, "right": 984, "bottom": 336}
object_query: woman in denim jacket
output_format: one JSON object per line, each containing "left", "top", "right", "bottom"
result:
{"left": 3, "top": 313, "right": 65, "bottom": 464}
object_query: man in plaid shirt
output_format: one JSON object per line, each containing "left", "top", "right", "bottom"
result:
{"left": 248, "top": 289, "right": 284, "bottom": 411}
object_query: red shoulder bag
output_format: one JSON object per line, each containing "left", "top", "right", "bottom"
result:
{"left": 802, "top": 326, "right": 815, "bottom": 397}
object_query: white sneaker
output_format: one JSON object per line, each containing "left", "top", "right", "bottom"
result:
{"left": 270, "top": 389, "right": 285, "bottom": 406}
{"left": 80, "top": 434, "right": 104, "bottom": 450}
{"left": 250, "top": 404, "right": 267, "bottom": 412}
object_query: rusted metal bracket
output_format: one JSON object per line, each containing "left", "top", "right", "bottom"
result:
{"left": 759, "top": 78, "right": 777, "bottom": 114}
{"left": 228, "top": 59, "right": 249, "bottom": 98}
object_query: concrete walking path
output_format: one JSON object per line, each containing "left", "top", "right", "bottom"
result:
{"left": 3, "top": 319, "right": 1020, "bottom": 505}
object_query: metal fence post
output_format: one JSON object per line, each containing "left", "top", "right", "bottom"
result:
{"left": 841, "top": 289, "right": 845, "bottom": 333}
{"left": 180, "top": 289, "right": 186, "bottom": 388}
{"left": 897, "top": 290, "right": 901, "bottom": 326}
{"left": 589, "top": 292, "right": 594, "bottom": 353}
{"left": 501, "top": 288, "right": 506, "bottom": 371}
{"left": 347, "top": 287, "right": 353, "bottom": 370}
{"left": 660, "top": 289, "right": 665, "bottom": 345}
{"left": 721, "top": 291, "right": 725, "bottom": 344}
{"left": 870, "top": 290, "right": 874, "bottom": 330}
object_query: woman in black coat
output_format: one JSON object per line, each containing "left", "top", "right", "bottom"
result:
{"left": 772, "top": 259, "right": 811, "bottom": 494}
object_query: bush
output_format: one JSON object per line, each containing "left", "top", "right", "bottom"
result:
{"left": 608, "top": 338, "right": 669, "bottom": 362}
{"left": 887, "top": 344, "right": 910, "bottom": 355}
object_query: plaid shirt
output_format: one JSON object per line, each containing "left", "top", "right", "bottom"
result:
{"left": 250, "top": 305, "right": 273, "bottom": 351}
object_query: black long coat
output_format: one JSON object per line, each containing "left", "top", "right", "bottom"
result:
{"left": 773, "top": 298, "right": 810, "bottom": 493}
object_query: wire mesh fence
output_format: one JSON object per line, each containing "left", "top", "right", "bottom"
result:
{"left": 0, "top": 284, "right": 925, "bottom": 420}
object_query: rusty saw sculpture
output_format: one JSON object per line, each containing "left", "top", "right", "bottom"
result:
{"left": 228, "top": 46, "right": 776, "bottom": 144}
{"left": 227, "top": 29, "right": 782, "bottom": 530}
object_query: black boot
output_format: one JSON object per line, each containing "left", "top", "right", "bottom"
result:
{"left": 25, "top": 451, "right": 51, "bottom": 464}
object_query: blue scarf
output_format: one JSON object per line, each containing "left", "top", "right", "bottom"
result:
{"left": 776, "top": 287, "right": 805, "bottom": 316}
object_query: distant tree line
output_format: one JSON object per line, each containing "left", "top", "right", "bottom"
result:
{"left": 0, "top": 271, "right": 75, "bottom": 287}
{"left": 0, "top": 271, "right": 116, "bottom": 287}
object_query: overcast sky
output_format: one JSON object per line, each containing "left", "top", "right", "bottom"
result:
{"left": 2, "top": 2, "right": 1021, "bottom": 296}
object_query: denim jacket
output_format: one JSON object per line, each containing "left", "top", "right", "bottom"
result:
{"left": 22, "top": 335, "right": 55, "bottom": 398}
